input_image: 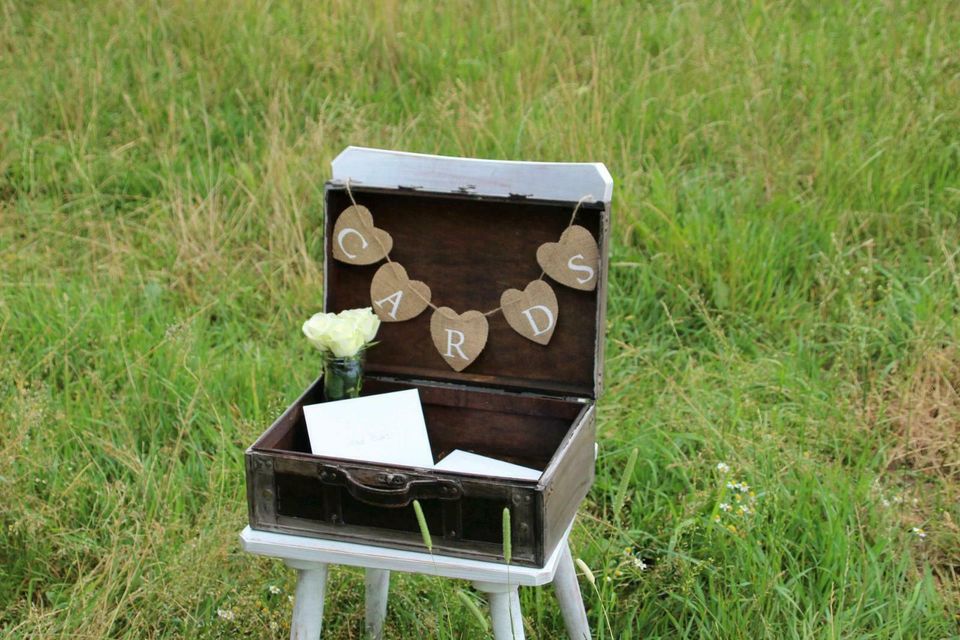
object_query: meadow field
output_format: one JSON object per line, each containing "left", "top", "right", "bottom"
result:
{"left": 1, "top": 1, "right": 959, "bottom": 637}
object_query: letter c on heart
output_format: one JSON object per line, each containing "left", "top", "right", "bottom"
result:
{"left": 337, "top": 227, "right": 369, "bottom": 260}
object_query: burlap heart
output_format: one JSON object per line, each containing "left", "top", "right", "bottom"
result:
{"left": 500, "top": 280, "right": 559, "bottom": 345}
{"left": 369, "top": 262, "right": 432, "bottom": 322}
{"left": 332, "top": 205, "right": 393, "bottom": 265}
{"left": 430, "top": 307, "right": 489, "bottom": 372}
{"left": 535, "top": 225, "right": 599, "bottom": 291}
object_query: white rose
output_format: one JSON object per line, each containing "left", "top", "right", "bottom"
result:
{"left": 337, "top": 307, "right": 380, "bottom": 343}
{"left": 302, "top": 312, "right": 337, "bottom": 351}
{"left": 323, "top": 318, "right": 366, "bottom": 357}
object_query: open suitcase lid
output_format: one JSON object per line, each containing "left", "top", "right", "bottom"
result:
{"left": 323, "top": 147, "right": 612, "bottom": 400}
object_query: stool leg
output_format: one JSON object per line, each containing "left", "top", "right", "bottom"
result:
{"left": 475, "top": 582, "right": 525, "bottom": 640}
{"left": 553, "top": 544, "right": 591, "bottom": 639}
{"left": 289, "top": 564, "right": 328, "bottom": 639}
{"left": 364, "top": 569, "right": 390, "bottom": 639}
{"left": 553, "top": 544, "right": 590, "bottom": 640}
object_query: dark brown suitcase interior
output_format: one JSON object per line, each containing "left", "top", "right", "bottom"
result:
{"left": 254, "top": 377, "right": 584, "bottom": 469}
{"left": 324, "top": 187, "right": 606, "bottom": 398}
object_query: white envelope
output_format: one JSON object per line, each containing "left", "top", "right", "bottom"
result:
{"left": 434, "top": 449, "right": 542, "bottom": 481}
{"left": 303, "top": 389, "right": 434, "bottom": 469}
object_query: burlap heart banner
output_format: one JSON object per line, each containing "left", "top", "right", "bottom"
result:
{"left": 333, "top": 183, "right": 600, "bottom": 372}
{"left": 332, "top": 205, "right": 393, "bottom": 265}
{"left": 536, "top": 225, "right": 599, "bottom": 291}
{"left": 500, "top": 280, "right": 559, "bottom": 345}
{"left": 370, "top": 262, "right": 432, "bottom": 322}
{"left": 430, "top": 307, "right": 489, "bottom": 372}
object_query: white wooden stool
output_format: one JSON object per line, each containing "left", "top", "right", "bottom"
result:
{"left": 239, "top": 524, "right": 590, "bottom": 639}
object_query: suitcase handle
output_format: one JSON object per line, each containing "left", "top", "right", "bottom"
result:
{"left": 319, "top": 465, "right": 462, "bottom": 508}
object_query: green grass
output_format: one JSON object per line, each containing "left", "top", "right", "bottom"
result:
{"left": 2, "top": 0, "right": 959, "bottom": 637}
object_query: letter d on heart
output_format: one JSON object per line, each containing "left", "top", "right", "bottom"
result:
{"left": 500, "top": 280, "right": 559, "bottom": 345}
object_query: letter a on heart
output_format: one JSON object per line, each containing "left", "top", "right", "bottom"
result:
{"left": 369, "top": 263, "right": 432, "bottom": 322}
{"left": 430, "top": 308, "right": 489, "bottom": 372}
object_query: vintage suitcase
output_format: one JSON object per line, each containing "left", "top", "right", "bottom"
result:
{"left": 245, "top": 147, "right": 612, "bottom": 568}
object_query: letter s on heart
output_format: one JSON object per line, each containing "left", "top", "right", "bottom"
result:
{"left": 566, "top": 254, "right": 595, "bottom": 285}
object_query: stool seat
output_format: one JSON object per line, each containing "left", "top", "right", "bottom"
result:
{"left": 239, "top": 525, "right": 590, "bottom": 639}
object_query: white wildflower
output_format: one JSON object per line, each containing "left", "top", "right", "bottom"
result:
{"left": 720, "top": 503, "right": 732, "bottom": 512}
{"left": 716, "top": 462, "right": 731, "bottom": 473}
{"left": 632, "top": 557, "right": 648, "bottom": 571}
{"left": 911, "top": 527, "right": 927, "bottom": 539}
{"left": 216, "top": 608, "right": 235, "bottom": 621}
{"left": 268, "top": 585, "right": 282, "bottom": 595}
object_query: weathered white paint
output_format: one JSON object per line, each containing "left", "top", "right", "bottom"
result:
{"left": 554, "top": 545, "right": 592, "bottom": 639}
{"left": 485, "top": 587, "right": 525, "bottom": 640}
{"left": 240, "top": 526, "right": 565, "bottom": 586}
{"left": 286, "top": 562, "right": 327, "bottom": 640}
{"left": 364, "top": 569, "right": 390, "bottom": 640}
{"left": 240, "top": 523, "right": 590, "bottom": 639}
{"left": 331, "top": 146, "right": 613, "bottom": 204}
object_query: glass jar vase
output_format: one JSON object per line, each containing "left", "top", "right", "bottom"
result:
{"left": 322, "top": 351, "right": 365, "bottom": 401}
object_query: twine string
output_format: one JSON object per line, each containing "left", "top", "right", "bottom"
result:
{"left": 343, "top": 178, "right": 593, "bottom": 320}
{"left": 536, "top": 193, "right": 590, "bottom": 283}
{"left": 346, "top": 178, "right": 441, "bottom": 315}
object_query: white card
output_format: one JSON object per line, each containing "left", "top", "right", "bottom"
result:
{"left": 434, "top": 449, "right": 542, "bottom": 481}
{"left": 303, "top": 389, "right": 434, "bottom": 469}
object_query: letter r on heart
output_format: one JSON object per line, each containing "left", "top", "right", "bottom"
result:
{"left": 444, "top": 329, "right": 468, "bottom": 360}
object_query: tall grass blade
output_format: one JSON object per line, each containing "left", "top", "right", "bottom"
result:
{"left": 456, "top": 589, "right": 490, "bottom": 633}
{"left": 575, "top": 558, "right": 596, "bottom": 587}
{"left": 502, "top": 507, "right": 512, "bottom": 565}
{"left": 613, "top": 448, "right": 639, "bottom": 523}
{"left": 412, "top": 499, "right": 432, "bottom": 552}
